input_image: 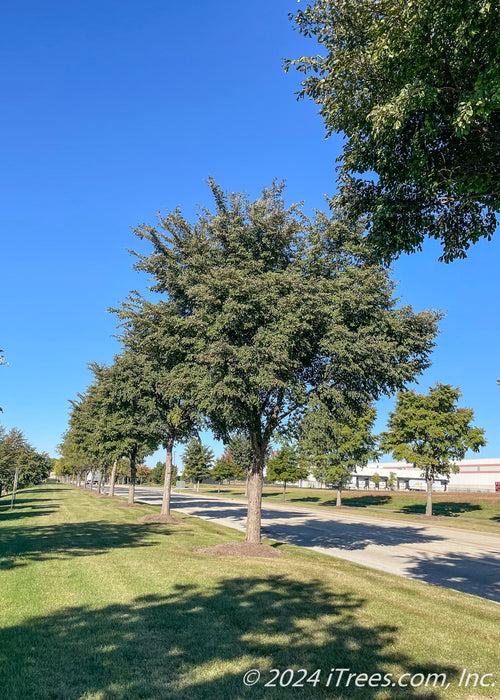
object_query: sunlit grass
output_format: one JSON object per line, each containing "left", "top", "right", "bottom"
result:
{"left": 0, "top": 484, "right": 498, "bottom": 699}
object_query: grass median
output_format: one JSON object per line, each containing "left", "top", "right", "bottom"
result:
{"left": 0, "top": 483, "right": 498, "bottom": 699}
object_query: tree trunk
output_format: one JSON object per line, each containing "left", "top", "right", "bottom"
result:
{"left": 246, "top": 443, "right": 266, "bottom": 544}
{"left": 160, "top": 441, "right": 174, "bottom": 516}
{"left": 108, "top": 459, "right": 118, "bottom": 498}
{"left": 76, "top": 472, "right": 81, "bottom": 488}
{"left": 97, "top": 470, "right": 103, "bottom": 494}
{"left": 90, "top": 470, "right": 95, "bottom": 491}
{"left": 282, "top": 481, "right": 286, "bottom": 501}
{"left": 336, "top": 488, "right": 342, "bottom": 507}
{"left": 426, "top": 476, "right": 433, "bottom": 516}
{"left": 128, "top": 449, "right": 137, "bottom": 504}
{"left": 196, "top": 480, "right": 200, "bottom": 492}
{"left": 217, "top": 481, "right": 220, "bottom": 494}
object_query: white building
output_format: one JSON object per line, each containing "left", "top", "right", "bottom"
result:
{"left": 298, "top": 458, "right": 500, "bottom": 493}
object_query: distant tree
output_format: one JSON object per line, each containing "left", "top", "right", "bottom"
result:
{"left": 266, "top": 445, "right": 308, "bottom": 501}
{"left": 115, "top": 458, "right": 131, "bottom": 484}
{"left": 287, "top": 0, "right": 500, "bottom": 262}
{"left": 151, "top": 461, "right": 178, "bottom": 487}
{"left": 0, "top": 425, "right": 51, "bottom": 499}
{"left": 228, "top": 435, "right": 254, "bottom": 494}
{"left": 298, "top": 401, "right": 378, "bottom": 506}
{"left": 170, "top": 464, "right": 178, "bottom": 487}
{"left": 182, "top": 439, "right": 214, "bottom": 491}
{"left": 212, "top": 457, "right": 236, "bottom": 493}
{"left": 387, "top": 472, "right": 397, "bottom": 491}
{"left": 151, "top": 461, "right": 165, "bottom": 485}
{"left": 87, "top": 353, "right": 162, "bottom": 504}
{"left": 122, "top": 180, "right": 440, "bottom": 543}
{"left": 57, "top": 430, "right": 88, "bottom": 487}
{"left": 136, "top": 465, "right": 151, "bottom": 484}
{"left": 64, "top": 366, "right": 136, "bottom": 496}
{"left": 382, "top": 383, "right": 486, "bottom": 516}
{"left": 371, "top": 472, "right": 382, "bottom": 490}
{"left": 112, "top": 294, "right": 200, "bottom": 517}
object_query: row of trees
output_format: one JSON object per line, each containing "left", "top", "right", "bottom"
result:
{"left": 60, "top": 180, "right": 450, "bottom": 538}
{"left": 0, "top": 425, "right": 52, "bottom": 500}
{"left": 178, "top": 381, "right": 485, "bottom": 518}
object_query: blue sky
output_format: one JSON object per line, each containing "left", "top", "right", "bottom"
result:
{"left": 1, "top": 0, "right": 498, "bottom": 467}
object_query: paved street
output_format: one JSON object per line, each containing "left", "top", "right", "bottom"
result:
{"left": 111, "top": 485, "right": 500, "bottom": 603}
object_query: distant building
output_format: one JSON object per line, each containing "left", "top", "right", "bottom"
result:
{"left": 297, "top": 458, "right": 500, "bottom": 493}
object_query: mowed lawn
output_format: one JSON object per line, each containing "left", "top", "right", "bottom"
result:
{"left": 0, "top": 485, "right": 499, "bottom": 699}
{"left": 183, "top": 485, "right": 500, "bottom": 533}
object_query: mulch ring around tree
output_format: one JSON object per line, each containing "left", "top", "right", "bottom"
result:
{"left": 137, "top": 514, "right": 184, "bottom": 524}
{"left": 194, "top": 542, "right": 289, "bottom": 558}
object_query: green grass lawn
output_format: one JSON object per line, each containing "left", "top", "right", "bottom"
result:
{"left": 181, "top": 485, "right": 500, "bottom": 534}
{"left": 1, "top": 484, "right": 499, "bottom": 699}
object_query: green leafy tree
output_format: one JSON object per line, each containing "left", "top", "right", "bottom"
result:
{"left": 120, "top": 180, "right": 440, "bottom": 543}
{"left": 387, "top": 471, "right": 397, "bottom": 490}
{"left": 0, "top": 425, "right": 51, "bottom": 499}
{"left": 371, "top": 472, "right": 381, "bottom": 489}
{"left": 382, "top": 383, "right": 486, "bottom": 516}
{"left": 287, "top": 0, "right": 500, "bottom": 262}
{"left": 182, "top": 439, "right": 214, "bottom": 491}
{"left": 57, "top": 430, "right": 88, "bottom": 487}
{"left": 115, "top": 458, "right": 132, "bottom": 484}
{"left": 299, "top": 401, "right": 378, "bottom": 506}
{"left": 266, "top": 444, "right": 308, "bottom": 501}
{"left": 228, "top": 434, "right": 255, "bottom": 494}
{"left": 151, "top": 461, "right": 165, "bottom": 485}
{"left": 212, "top": 457, "right": 236, "bottom": 493}
{"left": 136, "top": 465, "right": 151, "bottom": 484}
{"left": 151, "top": 460, "right": 178, "bottom": 487}
{"left": 112, "top": 302, "right": 199, "bottom": 516}
{"left": 87, "top": 353, "right": 162, "bottom": 504}
{"left": 228, "top": 436, "right": 253, "bottom": 478}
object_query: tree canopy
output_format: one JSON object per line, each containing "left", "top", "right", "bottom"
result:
{"left": 227, "top": 435, "right": 254, "bottom": 479}
{"left": 287, "top": 0, "right": 500, "bottom": 262}
{"left": 182, "top": 439, "right": 214, "bottom": 490}
{"left": 382, "top": 383, "right": 486, "bottom": 515}
{"left": 266, "top": 444, "right": 308, "bottom": 500}
{"left": 119, "top": 180, "right": 440, "bottom": 542}
{"left": 298, "top": 400, "right": 378, "bottom": 505}
{"left": 83, "top": 353, "right": 163, "bottom": 503}
{"left": 0, "top": 425, "right": 51, "bottom": 498}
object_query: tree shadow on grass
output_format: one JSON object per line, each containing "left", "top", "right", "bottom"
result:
{"left": 0, "top": 504, "right": 59, "bottom": 522}
{"left": 400, "top": 503, "right": 482, "bottom": 517}
{"left": 0, "top": 521, "right": 185, "bottom": 570}
{"left": 0, "top": 576, "right": 457, "bottom": 700}
{"left": 286, "top": 495, "right": 321, "bottom": 503}
{"left": 0, "top": 496, "right": 61, "bottom": 506}
{"left": 339, "top": 495, "right": 393, "bottom": 508}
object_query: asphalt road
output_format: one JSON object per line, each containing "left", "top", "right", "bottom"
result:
{"left": 111, "top": 485, "right": 500, "bottom": 603}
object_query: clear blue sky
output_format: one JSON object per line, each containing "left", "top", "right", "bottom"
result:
{"left": 1, "top": 0, "right": 498, "bottom": 467}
